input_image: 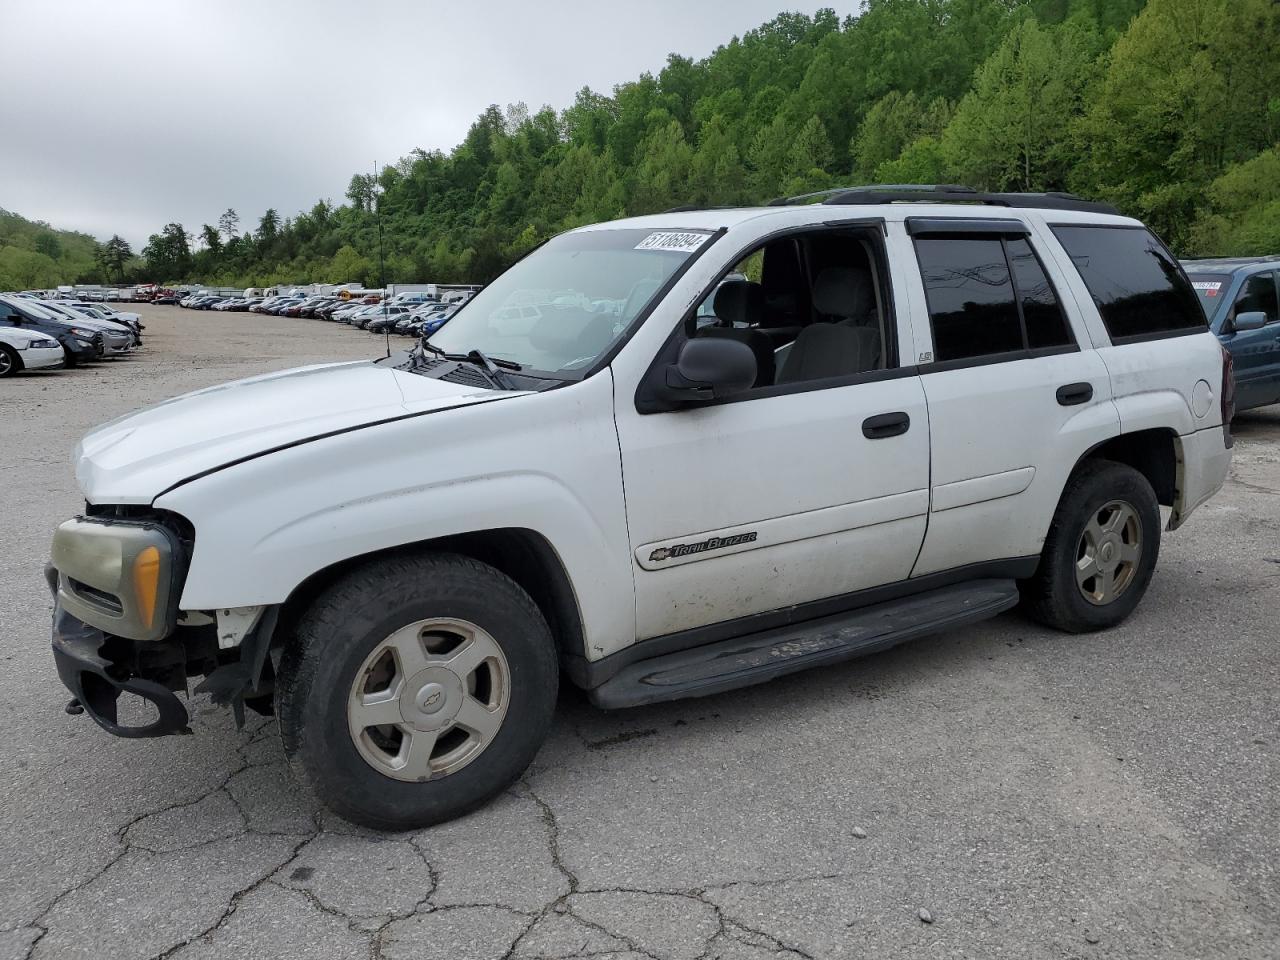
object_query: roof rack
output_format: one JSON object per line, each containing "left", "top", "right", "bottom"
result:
{"left": 814, "top": 184, "right": 1120, "bottom": 215}
{"left": 767, "top": 184, "right": 979, "bottom": 206}
{"left": 661, "top": 204, "right": 745, "bottom": 213}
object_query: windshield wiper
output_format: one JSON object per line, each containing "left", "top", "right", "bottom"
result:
{"left": 419, "top": 341, "right": 521, "bottom": 387}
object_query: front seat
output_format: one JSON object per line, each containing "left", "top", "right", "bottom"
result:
{"left": 776, "top": 267, "right": 882, "bottom": 383}
{"left": 696, "top": 279, "right": 775, "bottom": 388}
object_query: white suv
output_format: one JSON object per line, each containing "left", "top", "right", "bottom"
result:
{"left": 47, "top": 187, "right": 1232, "bottom": 829}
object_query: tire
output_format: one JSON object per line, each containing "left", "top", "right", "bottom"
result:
{"left": 1021, "top": 459, "right": 1160, "bottom": 633}
{"left": 0, "top": 345, "right": 20, "bottom": 378}
{"left": 275, "top": 552, "right": 558, "bottom": 831}
{"left": 62, "top": 346, "right": 79, "bottom": 369}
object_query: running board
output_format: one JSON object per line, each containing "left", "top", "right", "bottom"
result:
{"left": 589, "top": 579, "right": 1019, "bottom": 709}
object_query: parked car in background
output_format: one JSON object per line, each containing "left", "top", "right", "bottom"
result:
{"left": 365, "top": 305, "right": 412, "bottom": 333}
{"left": 420, "top": 307, "right": 457, "bottom": 337}
{"left": 300, "top": 299, "right": 338, "bottom": 318}
{"left": 316, "top": 301, "right": 348, "bottom": 320}
{"left": 43, "top": 302, "right": 140, "bottom": 346}
{"left": 65, "top": 302, "right": 145, "bottom": 343}
{"left": 332, "top": 303, "right": 368, "bottom": 324}
{"left": 1181, "top": 255, "right": 1280, "bottom": 412}
{"left": 0, "top": 294, "right": 102, "bottom": 366}
{"left": 0, "top": 325, "right": 64, "bottom": 377}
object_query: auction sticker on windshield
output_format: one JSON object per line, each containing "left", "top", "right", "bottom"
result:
{"left": 635, "top": 231, "right": 712, "bottom": 254}
{"left": 1192, "top": 280, "right": 1223, "bottom": 296}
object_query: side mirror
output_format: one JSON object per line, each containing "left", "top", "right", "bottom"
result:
{"left": 662, "top": 336, "right": 756, "bottom": 402}
{"left": 1233, "top": 310, "right": 1267, "bottom": 331}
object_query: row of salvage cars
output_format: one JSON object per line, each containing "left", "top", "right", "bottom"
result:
{"left": 0, "top": 293, "right": 143, "bottom": 378}
{"left": 178, "top": 291, "right": 466, "bottom": 339}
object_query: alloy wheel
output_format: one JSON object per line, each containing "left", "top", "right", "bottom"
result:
{"left": 347, "top": 618, "right": 510, "bottom": 782}
{"left": 1075, "top": 499, "right": 1142, "bottom": 605}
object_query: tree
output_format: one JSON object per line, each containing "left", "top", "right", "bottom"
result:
{"left": 562, "top": 87, "right": 617, "bottom": 151}
{"left": 257, "top": 208, "right": 280, "bottom": 243}
{"left": 328, "top": 245, "right": 374, "bottom": 285}
{"left": 0, "top": 247, "right": 61, "bottom": 290}
{"left": 33, "top": 232, "right": 62, "bottom": 261}
{"left": 101, "top": 235, "right": 133, "bottom": 281}
{"left": 942, "top": 17, "right": 1100, "bottom": 192}
{"left": 784, "top": 115, "right": 835, "bottom": 192}
{"left": 629, "top": 120, "right": 694, "bottom": 214}
{"left": 141, "top": 224, "right": 190, "bottom": 281}
{"left": 199, "top": 224, "right": 222, "bottom": 255}
{"left": 1189, "top": 148, "right": 1280, "bottom": 257}
{"left": 852, "top": 91, "right": 952, "bottom": 180}
{"left": 1073, "top": 0, "right": 1280, "bottom": 246}
{"left": 747, "top": 113, "right": 794, "bottom": 198}
{"left": 218, "top": 208, "right": 239, "bottom": 241}
{"left": 345, "top": 174, "right": 376, "bottom": 212}
{"left": 690, "top": 116, "right": 748, "bottom": 207}
{"left": 874, "top": 136, "right": 952, "bottom": 184}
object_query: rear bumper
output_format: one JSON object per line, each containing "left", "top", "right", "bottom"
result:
{"left": 1171, "top": 425, "right": 1232, "bottom": 529}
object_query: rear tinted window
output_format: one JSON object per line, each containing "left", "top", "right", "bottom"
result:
{"left": 1052, "top": 225, "right": 1205, "bottom": 340}
{"left": 1006, "top": 237, "right": 1072, "bottom": 349}
{"left": 915, "top": 237, "right": 1023, "bottom": 361}
{"left": 914, "top": 236, "right": 1074, "bottom": 362}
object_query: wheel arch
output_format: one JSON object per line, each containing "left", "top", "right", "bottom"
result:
{"left": 274, "top": 527, "right": 587, "bottom": 675}
{"left": 1076, "top": 428, "right": 1179, "bottom": 506}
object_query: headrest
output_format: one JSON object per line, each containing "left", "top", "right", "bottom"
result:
{"left": 812, "top": 266, "right": 873, "bottom": 320}
{"left": 713, "top": 280, "right": 764, "bottom": 326}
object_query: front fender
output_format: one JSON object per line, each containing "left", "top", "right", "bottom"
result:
{"left": 154, "top": 373, "right": 635, "bottom": 659}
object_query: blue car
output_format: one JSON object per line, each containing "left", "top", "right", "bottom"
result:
{"left": 420, "top": 308, "right": 456, "bottom": 337}
{"left": 1182, "top": 256, "right": 1280, "bottom": 412}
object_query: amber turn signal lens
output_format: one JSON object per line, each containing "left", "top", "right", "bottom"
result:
{"left": 133, "top": 546, "right": 161, "bottom": 629}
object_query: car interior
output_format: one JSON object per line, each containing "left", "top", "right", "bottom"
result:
{"left": 689, "top": 228, "right": 892, "bottom": 389}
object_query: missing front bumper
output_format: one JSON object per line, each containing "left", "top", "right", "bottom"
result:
{"left": 51, "top": 602, "right": 191, "bottom": 738}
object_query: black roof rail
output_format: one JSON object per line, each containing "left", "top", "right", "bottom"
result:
{"left": 661, "top": 204, "right": 744, "bottom": 213}
{"left": 767, "top": 184, "right": 979, "bottom": 206}
{"left": 819, "top": 184, "right": 1120, "bottom": 215}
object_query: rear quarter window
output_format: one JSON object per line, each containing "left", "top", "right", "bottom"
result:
{"left": 1052, "top": 225, "right": 1206, "bottom": 341}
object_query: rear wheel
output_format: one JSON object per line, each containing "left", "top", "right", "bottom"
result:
{"left": 276, "top": 553, "right": 558, "bottom": 830}
{"left": 1021, "top": 460, "right": 1160, "bottom": 633}
{"left": 0, "top": 345, "right": 20, "bottom": 378}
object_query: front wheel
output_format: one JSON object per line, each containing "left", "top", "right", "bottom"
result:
{"left": 1021, "top": 459, "right": 1160, "bottom": 633}
{"left": 0, "top": 344, "right": 20, "bottom": 378}
{"left": 275, "top": 553, "right": 558, "bottom": 830}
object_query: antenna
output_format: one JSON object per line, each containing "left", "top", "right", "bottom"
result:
{"left": 373, "top": 161, "right": 390, "bottom": 358}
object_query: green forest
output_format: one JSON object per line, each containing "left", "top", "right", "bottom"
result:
{"left": 3, "top": 0, "right": 1277, "bottom": 291}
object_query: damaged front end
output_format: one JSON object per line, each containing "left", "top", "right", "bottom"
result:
{"left": 47, "top": 508, "right": 276, "bottom": 737}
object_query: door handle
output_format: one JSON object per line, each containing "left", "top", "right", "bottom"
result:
{"left": 1056, "top": 382, "right": 1094, "bottom": 406}
{"left": 862, "top": 411, "right": 910, "bottom": 439}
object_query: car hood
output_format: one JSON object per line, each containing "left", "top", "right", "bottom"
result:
{"left": 1, "top": 327, "right": 50, "bottom": 346}
{"left": 75, "top": 359, "right": 511, "bottom": 504}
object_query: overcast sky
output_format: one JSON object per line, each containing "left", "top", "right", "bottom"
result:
{"left": 3, "top": 0, "right": 861, "bottom": 249}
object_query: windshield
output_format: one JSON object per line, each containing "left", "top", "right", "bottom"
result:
{"left": 427, "top": 227, "right": 714, "bottom": 376}
{"left": 1189, "top": 274, "right": 1230, "bottom": 316}
{"left": 8, "top": 298, "right": 61, "bottom": 321}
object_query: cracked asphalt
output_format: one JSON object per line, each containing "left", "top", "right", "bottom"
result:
{"left": 2, "top": 305, "right": 1278, "bottom": 960}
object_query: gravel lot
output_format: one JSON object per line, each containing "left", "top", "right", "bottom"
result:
{"left": 2, "top": 304, "right": 1278, "bottom": 960}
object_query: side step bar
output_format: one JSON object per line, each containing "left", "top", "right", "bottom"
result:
{"left": 589, "top": 579, "right": 1020, "bottom": 709}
